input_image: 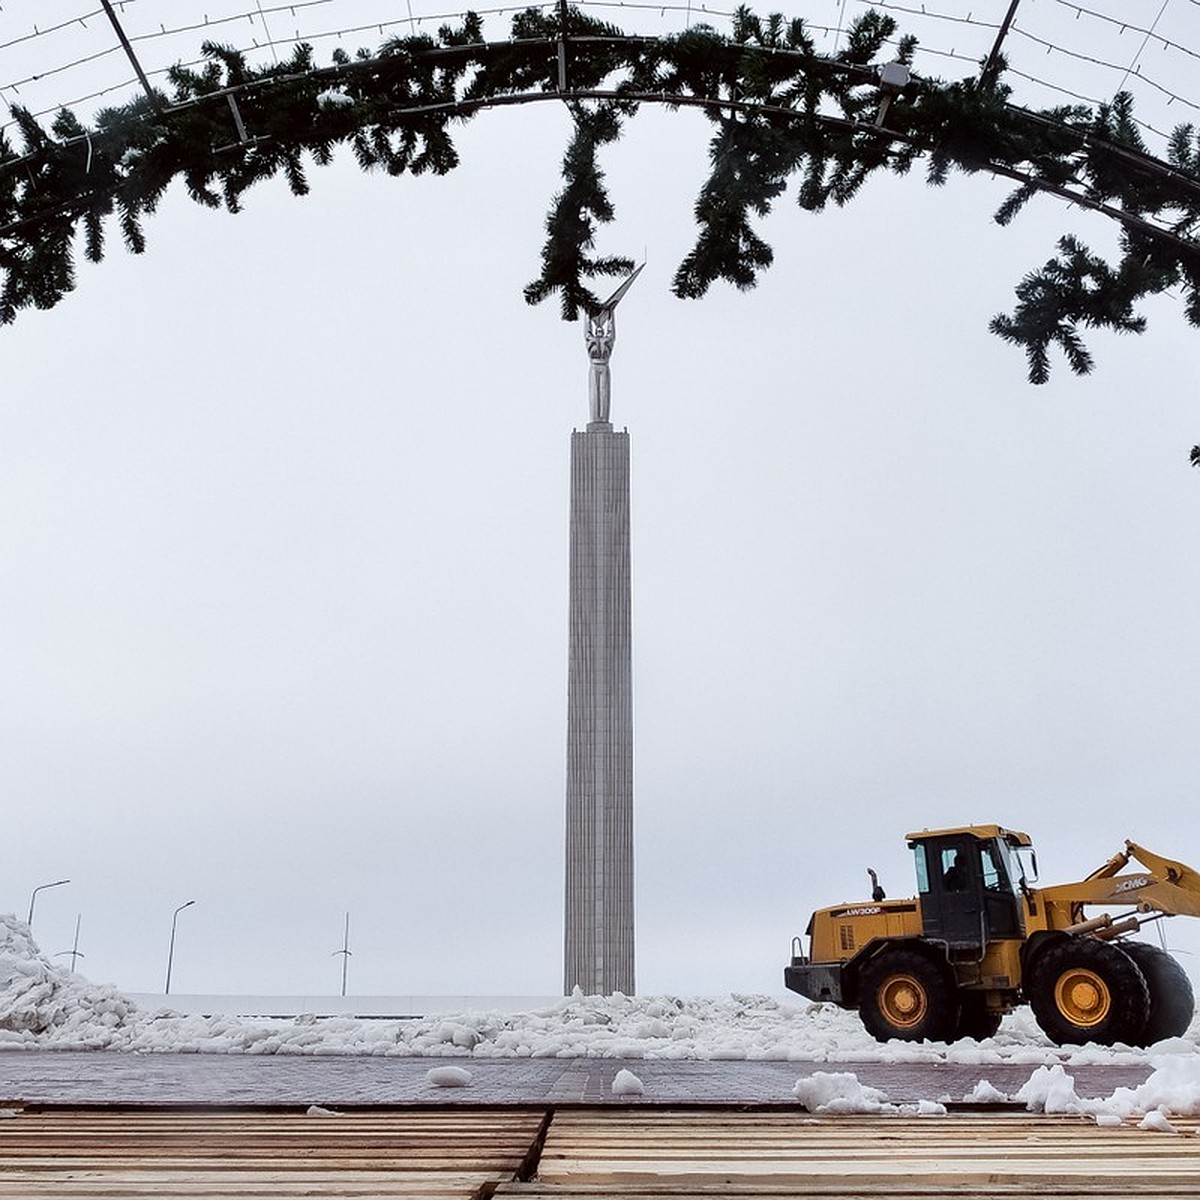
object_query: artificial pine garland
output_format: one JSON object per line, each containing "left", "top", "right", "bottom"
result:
{"left": 2, "top": 4, "right": 1200, "bottom": 412}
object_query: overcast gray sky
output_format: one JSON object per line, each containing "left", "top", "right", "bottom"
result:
{"left": 3, "top": 0, "right": 1199, "bottom": 998}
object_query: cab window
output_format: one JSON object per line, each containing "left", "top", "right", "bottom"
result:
{"left": 913, "top": 844, "right": 931, "bottom": 893}
{"left": 979, "top": 841, "right": 1009, "bottom": 891}
{"left": 940, "top": 847, "right": 966, "bottom": 891}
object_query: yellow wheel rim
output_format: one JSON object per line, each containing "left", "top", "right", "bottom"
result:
{"left": 878, "top": 973, "right": 928, "bottom": 1029}
{"left": 1054, "top": 967, "right": 1111, "bottom": 1028}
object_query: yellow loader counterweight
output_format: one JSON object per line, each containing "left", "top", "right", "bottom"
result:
{"left": 784, "top": 826, "right": 1198, "bottom": 1046}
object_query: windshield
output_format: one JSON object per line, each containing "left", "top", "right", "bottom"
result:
{"left": 997, "top": 839, "right": 1030, "bottom": 893}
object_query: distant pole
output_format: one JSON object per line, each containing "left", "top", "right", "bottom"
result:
{"left": 165, "top": 900, "right": 195, "bottom": 994}
{"left": 98, "top": 0, "right": 162, "bottom": 113}
{"left": 556, "top": 0, "right": 570, "bottom": 93}
{"left": 332, "top": 912, "right": 351, "bottom": 997}
{"left": 27, "top": 879, "right": 70, "bottom": 927}
{"left": 54, "top": 915, "right": 85, "bottom": 973}
{"left": 980, "top": 0, "right": 1023, "bottom": 91}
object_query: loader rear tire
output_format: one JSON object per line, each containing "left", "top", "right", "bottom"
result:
{"left": 1121, "top": 942, "right": 1195, "bottom": 1045}
{"left": 1028, "top": 938, "right": 1150, "bottom": 1046}
{"left": 859, "top": 948, "right": 957, "bottom": 1043}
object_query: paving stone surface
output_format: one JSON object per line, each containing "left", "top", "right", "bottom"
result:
{"left": 0, "top": 1051, "right": 1154, "bottom": 1107}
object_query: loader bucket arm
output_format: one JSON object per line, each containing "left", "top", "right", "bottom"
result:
{"left": 1038, "top": 842, "right": 1200, "bottom": 921}
{"left": 1125, "top": 841, "right": 1200, "bottom": 894}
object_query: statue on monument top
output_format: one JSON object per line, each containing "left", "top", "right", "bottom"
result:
{"left": 585, "top": 264, "right": 644, "bottom": 426}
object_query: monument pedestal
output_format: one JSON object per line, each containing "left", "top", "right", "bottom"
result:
{"left": 563, "top": 423, "right": 634, "bottom": 996}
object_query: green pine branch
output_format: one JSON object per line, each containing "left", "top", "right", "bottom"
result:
{"left": 524, "top": 102, "right": 634, "bottom": 320}
{"left": 2, "top": 2, "right": 1200, "bottom": 407}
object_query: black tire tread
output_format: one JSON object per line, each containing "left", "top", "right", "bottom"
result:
{"left": 859, "top": 947, "right": 958, "bottom": 1044}
{"left": 1121, "top": 941, "right": 1195, "bottom": 1045}
{"left": 1028, "top": 937, "right": 1149, "bottom": 1047}
{"left": 955, "top": 995, "right": 1003, "bottom": 1042}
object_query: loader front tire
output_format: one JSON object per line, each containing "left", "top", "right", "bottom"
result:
{"left": 1028, "top": 938, "right": 1150, "bottom": 1046}
{"left": 859, "top": 948, "right": 957, "bottom": 1043}
{"left": 1121, "top": 942, "right": 1195, "bottom": 1045}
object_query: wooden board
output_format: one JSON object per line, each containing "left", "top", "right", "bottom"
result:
{"left": 519, "top": 1110, "right": 1200, "bottom": 1195}
{"left": 0, "top": 1108, "right": 546, "bottom": 1198}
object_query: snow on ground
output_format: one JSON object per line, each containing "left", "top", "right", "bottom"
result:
{"left": 3, "top": 914, "right": 1199, "bottom": 1115}
{"left": 0, "top": 915, "right": 138, "bottom": 1045}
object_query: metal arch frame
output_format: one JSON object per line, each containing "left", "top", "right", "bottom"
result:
{"left": 2, "top": 30, "right": 1198, "bottom": 272}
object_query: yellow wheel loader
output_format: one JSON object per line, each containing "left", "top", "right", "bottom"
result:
{"left": 784, "top": 826, "right": 1199, "bottom": 1046}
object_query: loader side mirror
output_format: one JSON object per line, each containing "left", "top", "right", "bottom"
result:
{"left": 1016, "top": 846, "right": 1038, "bottom": 885}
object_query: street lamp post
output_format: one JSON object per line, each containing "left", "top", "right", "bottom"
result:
{"left": 27, "top": 879, "right": 70, "bottom": 927}
{"left": 164, "top": 900, "right": 195, "bottom": 994}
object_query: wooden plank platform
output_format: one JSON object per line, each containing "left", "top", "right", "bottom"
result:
{"left": 504, "top": 1109, "right": 1200, "bottom": 1197}
{"left": 0, "top": 1108, "right": 546, "bottom": 1198}
{"left": 2, "top": 1106, "right": 1198, "bottom": 1198}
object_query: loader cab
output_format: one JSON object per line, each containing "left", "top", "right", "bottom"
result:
{"left": 908, "top": 826, "right": 1028, "bottom": 950}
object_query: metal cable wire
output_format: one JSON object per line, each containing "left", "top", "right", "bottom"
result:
{"left": 0, "top": 8, "right": 106, "bottom": 53}
{"left": 0, "top": 0, "right": 548, "bottom": 127}
{"left": 1055, "top": 1, "right": 1200, "bottom": 61}
{"left": 858, "top": 2, "right": 998, "bottom": 32}
{"left": 1009, "top": 26, "right": 1200, "bottom": 114}
{"left": 1118, "top": 0, "right": 1171, "bottom": 92}
{"left": 1004, "top": 66, "right": 1178, "bottom": 142}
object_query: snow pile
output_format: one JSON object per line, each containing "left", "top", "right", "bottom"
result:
{"left": 794, "top": 1059, "right": 1200, "bottom": 1122}
{"left": 0, "top": 916, "right": 137, "bottom": 1043}
{"left": 792, "top": 1072, "right": 949, "bottom": 1115}
{"left": 1015, "top": 1054, "right": 1200, "bottom": 1124}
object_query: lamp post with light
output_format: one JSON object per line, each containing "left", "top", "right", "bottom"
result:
{"left": 27, "top": 879, "right": 70, "bottom": 927}
{"left": 164, "top": 900, "right": 195, "bottom": 994}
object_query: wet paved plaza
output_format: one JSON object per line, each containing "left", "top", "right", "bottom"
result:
{"left": 0, "top": 1050, "right": 1154, "bottom": 1107}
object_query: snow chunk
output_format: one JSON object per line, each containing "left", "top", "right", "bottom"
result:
{"left": 793, "top": 1071, "right": 889, "bottom": 1114}
{"left": 1014, "top": 1064, "right": 1083, "bottom": 1114}
{"left": 1100, "top": 1056, "right": 1200, "bottom": 1119}
{"left": 611, "top": 1068, "right": 645, "bottom": 1096}
{"left": 963, "top": 1079, "right": 1010, "bottom": 1104}
{"left": 306, "top": 1105, "right": 342, "bottom": 1116}
{"left": 1094, "top": 1113, "right": 1125, "bottom": 1127}
{"left": 1138, "top": 1110, "right": 1180, "bottom": 1134}
{"left": 426, "top": 1065, "right": 473, "bottom": 1088}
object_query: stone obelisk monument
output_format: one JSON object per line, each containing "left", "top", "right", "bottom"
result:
{"left": 563, "top": 268, "right": 641, "bottom": 997}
